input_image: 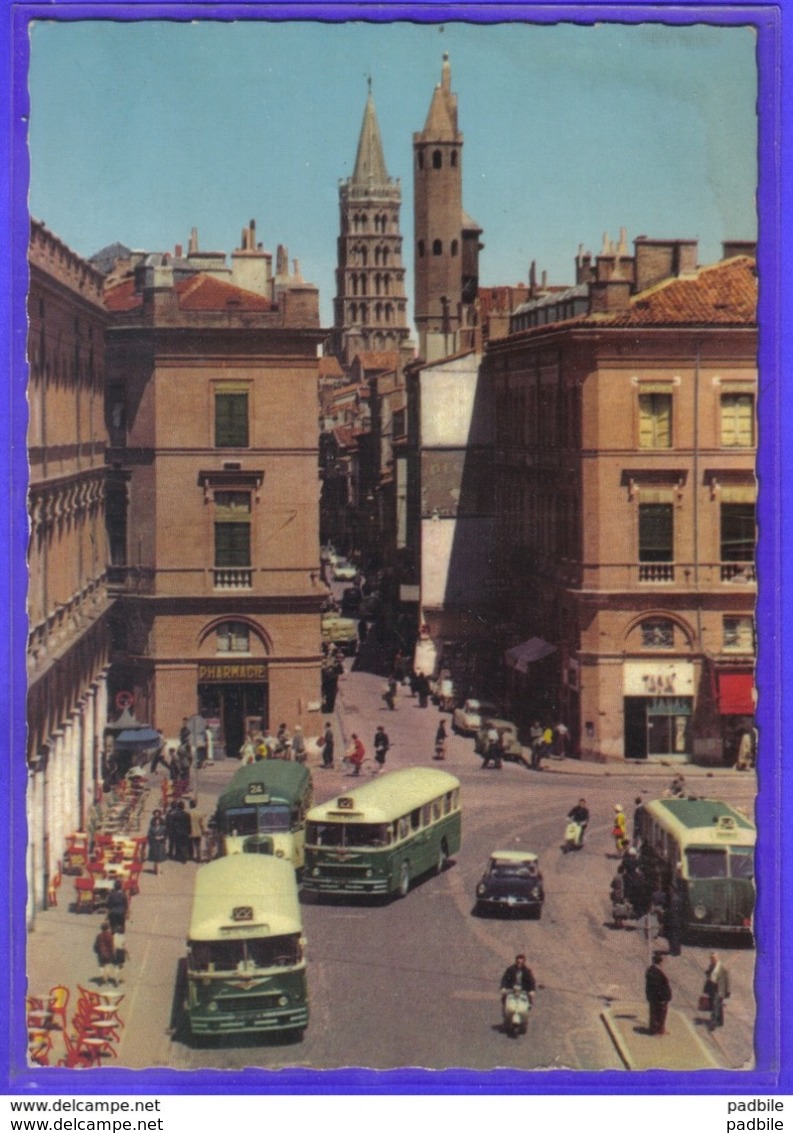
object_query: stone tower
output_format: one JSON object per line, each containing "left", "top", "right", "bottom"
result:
{"left": 332, "top": 81, "right": 410, "bottom": 366}
{"left": 413, "top": 53, "right": 482, "bottom": 360}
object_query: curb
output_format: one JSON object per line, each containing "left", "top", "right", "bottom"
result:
{"left": 600, "top": 1009, "right": 634, "bottom": 1069}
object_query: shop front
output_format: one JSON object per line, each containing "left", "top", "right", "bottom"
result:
{"left": 717, "top": 669, "right": 755, "bottom": 767}
{"left": 197, "top": 661, "right": 268, "bottom": 761}
{"left": 623, "top": 661, "right": 695, "bottom": 760}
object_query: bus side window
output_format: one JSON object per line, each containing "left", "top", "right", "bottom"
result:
{"left": 422, "top": 804, "right": 432, "bottom": 826}
{"left": 452, "top": 788, "right": 460, "bottom": 810}
{"left": 398, "top": 818, "right": 410, "bottom": 840}
{"left": 443, "top": 793, "right": 451, "bottom": 816}
{"left": 432, "top": 799, "right": 442, "bottom": 822}
{"left": 410, "top": 809, "right": 421, "bottom": 832}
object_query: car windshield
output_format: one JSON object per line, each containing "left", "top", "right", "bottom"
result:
{"left": 489, "top": 863, "right": 537, "bottom": 879}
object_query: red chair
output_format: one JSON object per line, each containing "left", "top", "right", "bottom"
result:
{"left": 48, "top": 985, "right": 69, "bottom": 1031}
{"left": 64, "top": 846, "right": 88, "bottom": 875}
{"left": 73, "top": 877, "right": 96, "bottom": 913}
{"left": 58, "top": 1030, "right": 93, "bottom": 1068}
{"left": 28, "top": 1029, "right": 53, "bottom": 1067}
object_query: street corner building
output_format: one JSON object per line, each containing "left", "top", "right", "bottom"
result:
{"left": 101, "top": 223, "right": 326, "bottom": 759}
{"left": 483, "top": 236, "right": 758, "bottom": 763}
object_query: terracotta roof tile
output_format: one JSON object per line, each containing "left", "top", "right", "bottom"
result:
{"left": 175, "top": 273, "right": 275, "bottom": 311}
{"left": 598, "top": 257, "right": 757, "bottom": 327}
{"left": 354, "top": 350, "right": 400, "bottom": 371}
{"left": 319, "top": 356, "right": 344, "bottom": 379}
{"left": 104, "top": 278, "right": 142, "bottom": 312}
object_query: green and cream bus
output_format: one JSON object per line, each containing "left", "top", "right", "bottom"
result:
{"left": 303, "top": 766, "right": 461, "bottom": 899}
{"left": 215, "top": 761, "right": 313, "bottom": 869}
{"left": 636, "top": 797, "right": 755, "bottom": 937}
{"left": 186, "top": 855, "right": 308, "bottom": 1039}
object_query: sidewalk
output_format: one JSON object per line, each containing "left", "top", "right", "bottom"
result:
{"left": 601, "top": 1003, "right": 720, "bottom": 1070}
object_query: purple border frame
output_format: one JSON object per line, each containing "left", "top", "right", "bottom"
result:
{"left": 1, "top": 0, "right": 788, "bottom": 1095}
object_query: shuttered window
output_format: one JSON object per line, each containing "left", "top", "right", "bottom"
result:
{"left": 639, "top": 503, "right": 673, "bottom": 562}
{"left": 721, "top": 394, "right": 754, "bottom": 447}
{"left": 721, "top": 503, "right": 755, "bottom": 562}
{"left": 638, "top": 393, "right": 672, "bottom": 448}
{"left": 215, "top": 391, "right": 249, "bottom": 448}
{"left": 214, "top": 491, "right": 251, "bottom": 567}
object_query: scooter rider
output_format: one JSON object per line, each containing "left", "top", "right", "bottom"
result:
{"left": 567, "top": 798, "right": 590, "bottom": 845}
{"left": 500, "top": 954, "right": 536, "bottom": 1004}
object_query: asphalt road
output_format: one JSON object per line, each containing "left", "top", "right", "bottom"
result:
{"left": 172, "top": 654, "right": 757, "bottom": 1072}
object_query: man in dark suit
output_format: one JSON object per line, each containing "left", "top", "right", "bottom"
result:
{"left": 645, "top": 951, "right": 672, "bottom": 1035}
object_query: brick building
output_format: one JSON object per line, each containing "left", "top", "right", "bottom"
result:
{"left": 485, "top": 235, "right": 757, "bottom": 763}
{"left": 103, "top": 224, "right": 326, "bottom": 757}
{"left": 27, "top": 220, "right": 113, "bottom": 921}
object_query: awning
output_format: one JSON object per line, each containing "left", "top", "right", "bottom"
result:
{"left": 717, "top": 672, "right": 755, "bottom": 716}
{"left": 114, "top": 727, "right": 162, "bottom": 748}
{"left": 504, "top": 637, "right": 557, "bottom": 673}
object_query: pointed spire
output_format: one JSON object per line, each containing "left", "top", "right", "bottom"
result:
{"left": 421, "top": 53, "right": 458, "bottom": 139}
{"left": 352, "top": 83, "right": 390, "bottom": 186}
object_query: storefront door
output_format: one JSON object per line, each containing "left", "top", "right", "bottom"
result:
{"left": 198, "top": 682, "right": 267, "bottom": 760}
{"left": 624, "top": 697, "right": 692, "bottom": 759}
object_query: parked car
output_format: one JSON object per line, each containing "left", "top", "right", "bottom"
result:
{"left": 452, "top": 699, "right": 498, "bottom": 735}
{"left": 474, "top": 719, "right": 530, "bottom": 767}
{"left": 474, "top": 850, "right": 544, "bottom": 918}
{"left": 321, "top": 614, "right": 358, "bottom": 654}
{"left": 333, "top": 558, "right": 358, "bottom": 582}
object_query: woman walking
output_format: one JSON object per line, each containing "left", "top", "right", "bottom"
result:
{"left": 434, "top": 720, "right": 448, "bottom": 760}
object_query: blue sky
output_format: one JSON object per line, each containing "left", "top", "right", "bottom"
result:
{"left": 27, "top": 16, "right": 758, "bottom": 328}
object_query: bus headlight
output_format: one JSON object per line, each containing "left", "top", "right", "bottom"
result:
{"left": 365, "top": 868, "right": 373, "bottom": 878}
{"left": 694, "top": 904, "right": 708, "bottom": 920}
{"left": 476, "top": 884, "right": 486, "bottom": 896}
{"left": 276, "top": 849, "right": 285, "bottom": 858}
{"left": 207, "top": 1001, "right": 219, "bottom": 1013}
{"left": 312, "top": 867, "right": 320, "bottom": 877}
{"left": 278, "top": 995, "right": 289, "bottom": 1007}
{"left": 531, "top": 888, "right": 540, "bottom": 898}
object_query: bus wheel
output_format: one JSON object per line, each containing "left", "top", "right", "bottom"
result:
{"left": 398, "top": 861, "right": 411, "bottom": 898}
{"left": 436, "top": 842, "right": 448, "bottom": 875}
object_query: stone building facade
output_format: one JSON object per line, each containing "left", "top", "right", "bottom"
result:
{"left": 485, "top": 236, "right": 757, "bottom": 763}
{"left": 27, "top": 220, "right": 114, "bottom": 921}
{"left": 104, "top": 229, "right": 326, "bottom": 758}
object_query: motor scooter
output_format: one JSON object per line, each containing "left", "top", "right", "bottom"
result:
{"left": 562, "top": 819, "right": 586, "bottom": 853}
{"left": 502, "top": 984, "right": 532, "bottom": 1037}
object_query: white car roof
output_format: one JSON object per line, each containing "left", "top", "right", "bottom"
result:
{"left": 489, "top": 849, "right": 538, "bottom": 864}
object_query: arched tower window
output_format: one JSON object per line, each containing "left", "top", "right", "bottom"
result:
{"left": 417, "top": 240, "right": 425, "bottom": 257}
{"left": 375, "top": 302, "right": 382, "bottom": 321}
{"left": 451, "top": 240, "right": 459, "bottom": 256}
{"left": 432, "top": 150, "right": 442, "bottom": 169}
{"left": 433, "top": 239, "right": 443, "bottom": 255}
{"left": 382, "top": 247, "right": 390, "bottom": 266}
{"left": 361, "top": 247, "right": 368, "bottom": 267}
{"left": 451, "top": 150, "right": 458, "bottom": 168}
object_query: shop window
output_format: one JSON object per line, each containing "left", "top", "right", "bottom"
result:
{"left": 638, "top": 503, "right": 673, "bottom": 562}
{"left": 215, "top": 390, "right": 249, "bottom": 448}
{"left": 641, "top": 618, "right": 674, "bottom": 649}
{"left": 638, "top": 393, "right": 672, "bottom": 448}
{"left": 721, "top": 503, "right": 754, "bottom": 562}
{"left": 723, "top": 615, "right": 754, "bottom": 652}
{"left": 216, "top": 621, "right": 250, "bottom": 653}
{"left": 721, "top": 393, "right": 754, "bottom": 447}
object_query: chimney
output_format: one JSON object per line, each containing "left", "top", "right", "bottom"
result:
{"left": 722, "top": 240, "right": 757, "bottom": 260}
{"left": 174, "top": 244, "right": 183, "bottom": 259}
{"left": 588, "top": 276, "right": 632, "bottom": 315}
{"left": 634, "top": 237, "right": 698, "bottom": 291}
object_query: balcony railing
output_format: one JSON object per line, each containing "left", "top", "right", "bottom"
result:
{"left": 213, "top": 567, "right": 253, "bottom": 590}
{"left": 720, "top": 562, "right": 757, "bottom": 583}
{"left": 638, "top": 562, "right": 675, "bottom": 583}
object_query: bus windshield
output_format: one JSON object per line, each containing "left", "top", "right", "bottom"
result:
{"left": 189, "top": 933, "right": 301, "bottom": 972}
{"left": 730, "top": 846, "right": 755, "bottom": 880}
{"left": 308, "top": 821, "right": 391, "bottom": 848}
{"left": 685, "top": 848, "right": 728, "bottom": 878}
{"left": 223, "top": 805, "right": 291, "bottom": 836}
